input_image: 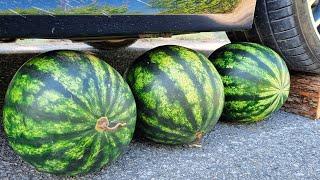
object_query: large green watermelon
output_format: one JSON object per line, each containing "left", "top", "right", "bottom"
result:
{"left": 209, "top": 42, "right": 290, "bottom": 123}
{"left": 3, "top": 51, "right": 136, "bottom": 176}
{"left": 125, "top": 45, "right": 224, "bottom": 146}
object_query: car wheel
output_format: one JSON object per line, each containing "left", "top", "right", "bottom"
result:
{"left": 227, "top": 0, "right": 320, "bottom": 74}
{"left": 0, "top": 38, "right": 16, "bottom": 43}
{"left": 86, "top": 39, "right": 137, "bottom": 50}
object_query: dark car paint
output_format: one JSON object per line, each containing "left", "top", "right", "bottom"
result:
{"left": 0, "top": 0, "right": 256, "bottom": 40}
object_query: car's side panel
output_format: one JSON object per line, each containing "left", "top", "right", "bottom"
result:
{"left": 0, "top": 0, "right": 256, "bottom": 39}
{"left": 0, "top": 0, "right": 246, "bottom": 15}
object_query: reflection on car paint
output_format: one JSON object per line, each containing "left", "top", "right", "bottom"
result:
{"left": 0, "top": 0, "right": 240, "bottom": 15}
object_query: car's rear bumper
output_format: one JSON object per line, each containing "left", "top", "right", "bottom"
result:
{"left": 0, "top": 0, "right": 256, "bottom": 40}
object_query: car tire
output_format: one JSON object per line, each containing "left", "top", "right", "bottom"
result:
{"left": 86, "top": 39, "right": 137, "bottom": 50}
{"left": 0, "top": 38, "right": 16, "bottom": 43}
{"left": 227, "top": 0, "right": 320, "bottom": 74}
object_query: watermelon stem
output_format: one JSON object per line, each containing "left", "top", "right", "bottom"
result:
{"left": 95, "top": 117, "right": 126, "bottom": 132}
{"left": 189, "top": 132, "right": 203, "bottom": 148}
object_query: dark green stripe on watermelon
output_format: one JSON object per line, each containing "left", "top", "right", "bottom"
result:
{"left": 164, "top": 48, "right": 209, "bottom": 129}
{"left": 3, "top": 50, "right": 136, "bottom": 176}
{"left": 126, "top": 45, "right": 224, "bottom": 145}
{"left": 209, "top": 42, "right": 290, "bottom": 123}
{"left": 17, "top": 65, "right": 96, "bottom": 122}
{"left": 199, "top": 57, "right": 227, "bottom": 132}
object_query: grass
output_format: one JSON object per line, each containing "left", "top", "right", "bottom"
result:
{"left": 0, "top": 5, "right": 127, "bottom": 15}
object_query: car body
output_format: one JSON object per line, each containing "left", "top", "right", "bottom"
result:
{"left": 2, "top": 0, "right": 319, "bottom": 74}
{"left": 0, "top": 0, "right": 256, "bottom": 41}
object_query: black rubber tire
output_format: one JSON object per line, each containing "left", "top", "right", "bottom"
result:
{"left": 86, "top": 39, "right": 137, "bottom": 50}
{"left": 227, "top": 0, "right": 320, "bottom": 74}
{"left": 0, "top": 38, "right": 16, "bottom": 43}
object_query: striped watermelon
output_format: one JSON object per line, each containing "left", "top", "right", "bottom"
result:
{"left": 125, "top": 45, "right": 224, "bottom": 146}
{"left": 3, "top": 51, "right": 136, "bottom": 175}
{"left": 209, "top": 42, "right": 290, "bottom": 123}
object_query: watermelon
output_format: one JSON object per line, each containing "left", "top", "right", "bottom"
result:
{"left": 209, "top": 42, "right": 290, "bottom": 123}
{"left": 125, "top": 45, "right": 224, "bottom": 146}
{"left": 3, "top": 50, "right": 136, "bottom": 176}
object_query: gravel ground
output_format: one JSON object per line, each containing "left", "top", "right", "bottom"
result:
{"left": 1, "top": 40, "right": 320, "bottom": 179}
{"left": 1, "top": 111, "right": 320, "bottom": 179}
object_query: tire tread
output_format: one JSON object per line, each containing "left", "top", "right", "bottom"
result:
{"left": 228, "top": 0, "right": 320, "bottom": 73}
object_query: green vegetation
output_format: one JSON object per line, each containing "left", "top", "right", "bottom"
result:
{"left": 126, "top": 45, "right": 224, "bottom": 145}
{"left": 150, "top": 0, "right": 240, "bottom": 14}
{"left": 0, "top": 5, "right": 128, "bottom": 15}
{"left": 209, "top": 42, "right": 290, "bottom": 123}
{"left": 0, "top": 0, "right": 239, "bottom": 15}
{"left": 0, "top": 0, "right": 240, "bottom": 15}
{"left": 3, "top": 50, "right": 136, "bottom": 175}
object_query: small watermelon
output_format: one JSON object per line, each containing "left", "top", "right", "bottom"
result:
{"left": 125, "top": 45, "right": 224, "bottom": 146}
{"left": 3, "top": 50, "right": 136, "bottom": 175}
{"left": 209, "top": 42, "right": 290, "bottom": 123}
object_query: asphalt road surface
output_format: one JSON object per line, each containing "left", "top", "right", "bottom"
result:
{"left": 1, "top": 40, "right": 320, "bottom": 180}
